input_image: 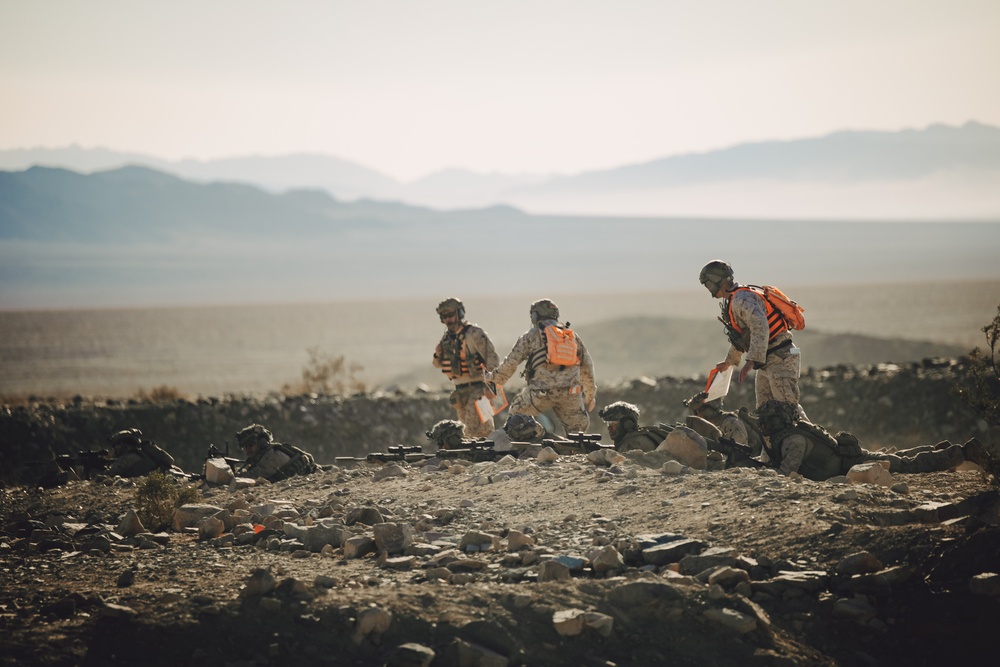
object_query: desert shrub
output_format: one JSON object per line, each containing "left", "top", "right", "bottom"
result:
{"left": 135, "top": 471, "right": 200, "bottom": 531}
{"left": 954, "top": 302, "right": 1000, "bottom": 426}
{"left": 135, "top": 385, "right": 185, "bottom": 402}
{"left": 283, "top": 346, "right": 366, "bottom": 395}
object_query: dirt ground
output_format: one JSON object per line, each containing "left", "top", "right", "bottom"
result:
{"left": 2, "top": 449, "right": 998, "bottom": 667}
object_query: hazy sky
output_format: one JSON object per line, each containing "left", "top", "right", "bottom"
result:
{"left": 2, "top": 0, "right": 998, "bottom": 181}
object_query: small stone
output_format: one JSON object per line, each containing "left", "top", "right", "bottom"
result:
{"left": 970, "top": 572, "right": 1000, "bottom": 596}
{"left": 538, "top": 560, "right": 571, "bottom": 582}
{"left": 536, "top": 447, "right": 559, "bottom": 464}
{"left": 506, "top": 530, "right": 535, "bottom": 551}
{"left": 836, "top": 551, "right": 884, "bottom": 576}
{"left": 354, "top": 606, "right": 393, "bottom": 644}
{"left": 847, "top": 461, "right": 893, "bottom": 486}
{"left": 115, "top": 510, "right": 145, "bottom": 538}
{"left": 704, "top": 607, "right": 757, "bottom": 634}
{"left": 386, "top": 642, "right": 436, "bottom": 667}
{"left": 553, "top": 609, "right": 586, "bottom": 636}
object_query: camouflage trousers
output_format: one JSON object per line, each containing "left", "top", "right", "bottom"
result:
{"left": 756, "top": 345, "right": 808, "bottom": 420}
{"left": 859, "top": 443, "right": 965, "bottom": 474}
{"left": 450, "top": 382, "right": 494, "bottom": 439}
{"left": 508, "top": 385, "right": 589, "bottom": 434}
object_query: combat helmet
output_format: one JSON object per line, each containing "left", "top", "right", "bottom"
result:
{"left": 504, "top": 414, "right": 544, "bottom": 442}
{"left": 108, "top": 428, "right": 142, "bottom": 454}
{"left": 436, "top": 297, "right": 465, "bottom": 321}
{"left": 755, "top": 400, "right": 798, "bottom": 436}
{"left": 529, "top": 299, "right": 560, "bottom": 325}
{"left": 699, "top": 260, "right": 734, "bottom": 295}
{"left": 425, "top": 419, "right": 466, "bottom": 449}
{"left": 236, "top": 424, "right": 273, "bottom": 451}
{"left": 598, "top": 401, "right": 640, "bottom": 432}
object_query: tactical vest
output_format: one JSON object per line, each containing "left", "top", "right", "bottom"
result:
{"left": 139, "top": 440, "right": 174, "bottom": 471}
{"left": 618, "top": 424, "right": 673, "bottom": 452}
{"left": 780, "top": 421, "right": 857, "bottom": 480}
{"left": 526, "top": 324, "right": 579, "bottom": 379}
{"left": 722, "top": 287, "right": 789, "bottom": 352}
{"left": 439, "top": 324, "right": 482, "bottom": 380}
{"left": 267, "top": 443, "right": 317, "bottom": 482}
{"left": 735, "top": 408, "right": 766, "bottom": 455}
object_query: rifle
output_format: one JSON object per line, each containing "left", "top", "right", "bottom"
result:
{"left": 436, "top": 442, "right": 509, "bottom": 463}
{"left": 368, "top": 445, "right": 436, "bottom": 464}
{"left": 710, "top": 437, "right": 770, "bottom": 469}
{"left": 54, "top": 449, "right": 113, "bottom": 479}
{"left": 541, "top": 432, "right": 613, "bottom": 456}
{"left": 207, "top": 441, "right": 243, "bottom": 470}
{"left": 335, "top": 445, "right": 436, "bottom": 466}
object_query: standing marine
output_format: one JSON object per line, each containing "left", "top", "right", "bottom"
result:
{"left": 433, "top": 298, "right": 501, "bottom": 439}
{"left": 699, "top": 260, "right": 807, "bottom": 419}
{"left": 487, "top": 299, "right": 596, "bottom": 434}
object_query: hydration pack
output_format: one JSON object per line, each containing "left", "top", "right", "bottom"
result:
{"left": 747, "top": 284, "right": 806, "bottom": 331}
{"left": 544, "top": 323, "right": 580, "bottom": 366}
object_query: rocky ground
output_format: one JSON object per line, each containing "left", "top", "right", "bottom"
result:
{"left": 2, "top": 442, "right": 998, "bottom": 667}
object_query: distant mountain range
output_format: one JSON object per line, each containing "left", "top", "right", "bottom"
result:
{"left": 1, "top": 162, "right": 999, "bottom": 311}
{"left": 2, "top": 121, "right": 999, "bottom": 218}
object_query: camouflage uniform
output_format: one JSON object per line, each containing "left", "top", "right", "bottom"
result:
{"left": 236, "top": 424, "right": 317, "bottom": 483}
{"left": 768, "top": 429, "right": 975, "bottom": 481}
{"left": 503, "top": 414, "right": 560, "bottom": 444}
{"left": 426, "top": 419, "right": 466, "bottom": 450}
{"left": 107, "top": 429, "right": 175, "bottom": 478}
{"left": 758, "top": 402, "right": 989, "bottom": 481}
{"left": 713, "top": 413, "right": 751, "bottom": 448}
{"left": 599, "top": 402, "right": 670, "bottom": 452}
{"left": 723, "top": 288, "right": 804, "bottom": 416}
{"left": 615, "top": 426, "right": 672, "bottom": 452}
{"left": 685, "top": 393, "right": 762, "bottom": 456}
{"left": 433, "top": 301, "right": 500, "bottom": 439}
{"left": 492, "top": 308, "right": 596, "bottom": 434}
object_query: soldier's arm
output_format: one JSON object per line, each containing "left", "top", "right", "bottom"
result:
{"left": 432, "top": 335, "right": 446, "bottom": 369}
{"left": 733, "top": 291, "right": 770, "bottom": 366}
{"left": 576, "top": 335, "right": 597, "bottom": 406}
{"left": 491, "top": 332, "right": 532, "bottom": 386}
{"left": 777, "top": 434, "right": 807, "bottom": 476}
{"left": 722, "top": 417, "right": 749, "bottom": 445}
{"left": 468, "top": 327, "right": 500, "bottom": 370}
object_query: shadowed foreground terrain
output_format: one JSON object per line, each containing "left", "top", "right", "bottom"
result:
{"left": 1, "top": 361, "right": 998, "bottom": 666}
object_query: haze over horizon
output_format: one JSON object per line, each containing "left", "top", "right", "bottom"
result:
{"left": 2, "top": 1, "right": 998, "bottom": 181}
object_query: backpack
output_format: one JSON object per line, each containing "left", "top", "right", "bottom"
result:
{"left": 543, "top": 324, "right": 580, "bottom": 366}
{"left": 737, "top": 407, "right": 763, "bottom": 445}
{"left": 748, "top": 284, "right": 806, "bottom": 331}
{"left": 795, "top": 421, "right": 840, "bottom": 452}
{"left": 735, "top": 408, "right": 766, "bottom": 454}
{"left": 622, "top": 424, "right": 674, "bottom": 452}
{"left": 139, "top": 440, "right": 175, "bottom": 471}
{"left": 269, "top": 443, "right": 318, "bottom": 482}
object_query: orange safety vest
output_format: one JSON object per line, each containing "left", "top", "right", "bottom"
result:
{"left": 727, "top": 287, "right": 788, "bottom": 342}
